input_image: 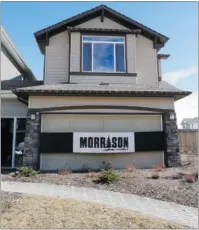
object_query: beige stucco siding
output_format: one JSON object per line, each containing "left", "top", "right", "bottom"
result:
{"left": 136, "top": 35, "right": 158, "bottom": 86}
{"left": 29, "top": 96, "right": 174, "bottom": 110}
{"left": 45, "top": 31, "right": 69, "bottom": 84}
{"left": 1, "top": 98, "right": 28, "bottom": 117}
{"left": 40, "top": 152, "right": 163, "bottom": 170}
{"left": 75, "top": 16, "right": 128, "bottom": 29}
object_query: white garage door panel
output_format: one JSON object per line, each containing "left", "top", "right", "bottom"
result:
{"left": 42, "top": 115, "right": 103, "bottom": 132}
{"left": 40, "top": 152, "right": 163, "bottom": 170}
{"left": 103, "top": 115, "right": 161, "bottom": 132}
{"left": 43, "top": 116, "right": 71, "bottom": 132}
{"left": 70, "top": 117, "right": 103, "bottom": 132}
{"left": 42, "top": 114, "right": 162, "bottom": 132}
{"left": 41, "top": 114, "right": 163, "bottom": 170}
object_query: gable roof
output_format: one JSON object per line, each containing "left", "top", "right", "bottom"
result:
{"left": 192, "top": 117, "right": 198, "bottom": 123}
{"left": 181, "top": 117, "right": 198, "bottom": 124}
{"left": 34, "top": 4, "right": 169, "bottom": 54}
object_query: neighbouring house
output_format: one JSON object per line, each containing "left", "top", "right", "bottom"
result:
{"left": 12, "top": 5, "right": 191, "bottom": 171}
{"left": 1, "top": 26, "right": 42, "bottom": 168}
{"left": 181, "top": 117, "right": 198, "bottom": 130}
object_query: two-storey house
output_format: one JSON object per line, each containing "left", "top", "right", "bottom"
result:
{"left": 13, "top": 5, "right": 191, "bottom": 171}
{"left": 181, "top": 117, "right": 198, "bottom": 130}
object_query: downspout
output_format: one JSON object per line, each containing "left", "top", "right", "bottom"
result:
{"left": 68, "top": 27, "right": 71, "bottom": 83}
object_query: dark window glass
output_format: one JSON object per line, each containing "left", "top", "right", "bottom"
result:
{"left": 116, "top": 44, "right": 125, "bottom": 72}
{"left": 15, "top": 118, "right": 26, "bottom": 167}
{"left": 83, "top": 43, "right": 92, "bottom": 71}
{"left": 17, "top": 118, "right": 26, "bottom": 131}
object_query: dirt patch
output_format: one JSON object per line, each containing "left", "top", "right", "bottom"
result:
{"left": 1, "top": 194, "right": 186, "bottom": 229}
{"left": 1, "top": 191, "right": 24, "bottom": 214}
{"left": 2, "top": 154, "right": 198, "bottom": 208}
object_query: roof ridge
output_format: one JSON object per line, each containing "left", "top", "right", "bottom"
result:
{"left": 181, "top": 117, "right": 198, "bottom": 124}
{"left": 34, "top": 4, "right": 104, "bottom": 36}
{"left": 102, "top": 5, "right": 169, "bottom": 40}
{"left": 34, "top": 3, "right": 169, "bottom": 54}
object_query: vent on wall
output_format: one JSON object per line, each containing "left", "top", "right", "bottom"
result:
{"left": 61, "top": 82, "right": 77, "bottom": 84}
{"left": 99, "top": 82, "right": 109, "bottom": 85}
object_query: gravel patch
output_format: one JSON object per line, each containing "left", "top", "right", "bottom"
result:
{"left": 2, "top": 154, "right": 198, "bottom": 208}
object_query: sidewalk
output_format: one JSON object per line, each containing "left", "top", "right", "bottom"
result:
{"left": 2, "top": 181, "right": 198, "bottom": 229}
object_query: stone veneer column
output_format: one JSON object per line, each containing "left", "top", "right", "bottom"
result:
{"left": 162, "top": 111, "right": 181, "bottom": 167}
{"left": 23, "top": 112, "right": 40, "bottom": 169}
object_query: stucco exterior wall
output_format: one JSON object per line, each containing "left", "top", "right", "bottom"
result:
{"left": 136, "top": 35, "right": 158, "bottom": 86}
{"left": 75, "top": 16, "right": 128, "bottom": 29}
{"left": 1, "top": 98, "right": 28, "bottom": 117}
{"left": 29, "top": 96, "right": 174, "bottom": 110}
{"left": 70, "top": 32, "right": 81, "bottom": 72}
{"left": 70, "top": 75, "right": 137, "bottom": 84}
{"left": 126, "top": 34, "right": 136, "bottom": 74}
{"left": 45, "top": 31, "right": 69, "bottom": 84}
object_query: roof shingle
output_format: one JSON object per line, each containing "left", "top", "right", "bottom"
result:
{"left": 13, "top": 81, "right": 191, "bottom": 101}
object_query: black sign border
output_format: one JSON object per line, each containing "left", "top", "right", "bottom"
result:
{"left": 39, "top": 132, "right": 165, "bottom": 153}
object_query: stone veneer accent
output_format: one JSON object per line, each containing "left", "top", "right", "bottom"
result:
{"left": 23, "top": 112, "right": 40, "bottom": 169}
{"left": 162, "top": 111, "right": 181, "bottom": 167}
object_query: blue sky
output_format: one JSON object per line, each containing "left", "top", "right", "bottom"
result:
{"left": 1, "top": 1, "right": 198, "bottom": 124}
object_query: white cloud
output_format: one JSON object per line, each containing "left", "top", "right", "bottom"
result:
{"left": 175, "top": 91, "right": 198, "bottom": 128}
{"left": 163, "top": 66, "right": 198, "bottom": 85}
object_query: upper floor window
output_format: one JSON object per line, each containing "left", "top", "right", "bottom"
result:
{"left": 82, "top": 35, "right": 125, "bottom": 73}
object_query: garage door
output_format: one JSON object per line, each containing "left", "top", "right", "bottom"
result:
{"left": 42, "top": 114, "right": 162, "bottom": 132}
{"left": 40, "top": 114, "right": 164, "bottom": 170}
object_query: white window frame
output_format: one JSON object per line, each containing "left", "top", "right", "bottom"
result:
{"left": 82, "top": 35, "right": 126, "bottom": 73}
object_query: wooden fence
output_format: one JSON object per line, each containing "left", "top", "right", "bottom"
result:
{"left": 178, "top": 129, "right": 198, "bottom": 155}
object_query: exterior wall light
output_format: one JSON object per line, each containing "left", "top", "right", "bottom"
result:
{"left": 170, "top": 113, "right": 175, "bottom": 120}
{"left": 30, "top": 113, "right": 36, "bottom": 121}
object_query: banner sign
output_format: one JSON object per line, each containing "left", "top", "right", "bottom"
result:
{"left": 73, "top": 132, "right": 135, "bottom": 153}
